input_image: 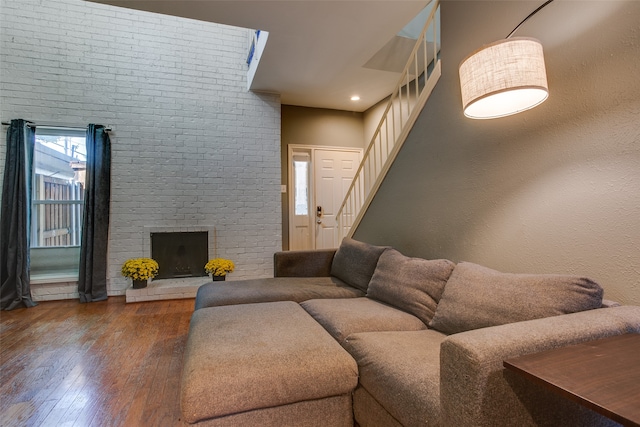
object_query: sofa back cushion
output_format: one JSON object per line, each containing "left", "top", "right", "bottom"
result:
{"left": 330, "top": 238, "right": 388, "bottom": 292}
{"left": 366, "top": 249, "right": 456, "bottom": 325}
{"left": 428, "top": 262, "right": 604, "bottom": 335}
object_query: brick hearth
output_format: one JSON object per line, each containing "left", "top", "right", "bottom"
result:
{"left": 125, "top": 276, "right": 211, "bottom": 303}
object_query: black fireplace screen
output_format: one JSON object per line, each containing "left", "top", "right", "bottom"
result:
{"left": 150, "top": 232, "right": 208, "bottom": 280}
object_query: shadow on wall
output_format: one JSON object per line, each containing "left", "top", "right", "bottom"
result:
{"left": 354, "top": 1, "right": 640, "bottom": 305}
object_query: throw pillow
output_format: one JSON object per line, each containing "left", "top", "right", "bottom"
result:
{"left": 366, "top": 249, "right": 456, "bottom": 325}
{"left": 428, "top": 262, "right": 604, "bottom": 335}
{"left": 330, "top": 238, "right": 388, "bottom": 292}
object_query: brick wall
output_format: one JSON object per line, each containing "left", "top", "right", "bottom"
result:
{"left": 0, "top": 0, "right": 282, "bottom": 299}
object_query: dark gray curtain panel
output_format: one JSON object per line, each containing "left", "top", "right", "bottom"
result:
{"left": 78, "top": 124, "right": 111, "bottom": 303}
{"left": 1, "top": 119, "right": 37, "bottom": 310}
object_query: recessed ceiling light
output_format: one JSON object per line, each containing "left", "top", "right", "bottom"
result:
{"left": 350, "top": 95, "right": 360, "bottom": 101}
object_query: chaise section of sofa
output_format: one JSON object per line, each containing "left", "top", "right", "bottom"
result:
{"left": 194, "top": 238, "right": 387, "bottom": 310}
{"left": 194, "top": 277, "right": 364, "bottom": 310}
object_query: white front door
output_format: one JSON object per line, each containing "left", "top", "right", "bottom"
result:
{"left": 288, "top": 146, "right": 362, "bottom": 250}
{"left": 314, "top": 149, "right": 361, "bottom": 249}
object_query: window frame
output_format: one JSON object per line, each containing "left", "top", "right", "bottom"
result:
{"left": 29, "top": 127, "right": 87, "bottom": 279}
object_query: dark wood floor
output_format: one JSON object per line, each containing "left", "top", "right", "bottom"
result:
{"left": 0, "top": 297, "right": 194, "bottom": 427}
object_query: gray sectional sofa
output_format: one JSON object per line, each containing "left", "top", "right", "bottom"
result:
{"left": 181, "top": 238, "right": 640, "bottom": 427}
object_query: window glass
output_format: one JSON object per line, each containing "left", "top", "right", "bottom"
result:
{"left": 31, "top": 129, "right": 86, "bottom": 248}
{"left": 293, "top": 159, "right": 309, "bottom": 216}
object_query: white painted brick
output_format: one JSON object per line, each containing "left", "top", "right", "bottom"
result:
{"left": 31, "top": 282, "right": 79, "bottom": 302}
{"left": 1, "top": 0, "right": 281, "bottom": 299}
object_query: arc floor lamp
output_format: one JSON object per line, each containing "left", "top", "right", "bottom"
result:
{"left": 459, "top": 0, "right": 555, "bottom": 119}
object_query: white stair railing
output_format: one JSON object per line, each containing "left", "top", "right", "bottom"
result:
{"left": 336, "top": 0, "right": 441, "bottom": 241}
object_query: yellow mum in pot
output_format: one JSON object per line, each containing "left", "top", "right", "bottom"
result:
{"left": 204, "top": 258, "right": 235, "bottom": 277}
{"left": 121, "top": 257, "right": 159, "bottom": 281}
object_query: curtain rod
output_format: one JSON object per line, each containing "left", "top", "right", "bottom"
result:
{"left": 1, "top": 121, "right": 112, "bottom": 132}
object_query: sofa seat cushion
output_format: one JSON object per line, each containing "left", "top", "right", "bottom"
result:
{"left": 300, "top": 298, "right": 427, "bottom": 344}
{"left": 429, "top": 262, "right": 604, "bottom": 335}
{"left": 194, "top": 277, "right": 364, "bottom": 310}
{"left": 181, "top": 301, "right": 358, "bottom": 424}
{"left": 345, "top": 330, "right": 447, "bottom": 426}
{"left": 330, "top": 238, "right": 388, "bottom": 292}
{"left": 366, "top": 248, "right": 455, "bottom": 324}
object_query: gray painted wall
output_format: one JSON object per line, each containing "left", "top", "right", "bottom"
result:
{"left": 355, "top": 1, "right": 640, "bottom": 305}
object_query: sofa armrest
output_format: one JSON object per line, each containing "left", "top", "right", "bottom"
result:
{"left": 440, "top": 306, "right": 640, "bottom": 427}
{"left": 273, "top": 249, "right": 336, "bottom": 277}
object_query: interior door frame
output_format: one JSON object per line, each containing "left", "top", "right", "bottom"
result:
{"left": 287, "top": 144, "right": 363, "bottom": 251}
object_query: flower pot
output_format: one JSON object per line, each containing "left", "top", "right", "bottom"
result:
{"left": 132, "top": 279, "right": 147, "bottom": 289}
{"left": 212, "top": 275, "right": 226, "bottom": 282}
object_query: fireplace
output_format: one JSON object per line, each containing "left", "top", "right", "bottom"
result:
{"left": 151, "top": 231, "right": 208, "bottom": 280}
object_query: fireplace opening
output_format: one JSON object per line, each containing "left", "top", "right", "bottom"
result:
{"left": 151, "top": 232, "right": 208, "bottom": 280}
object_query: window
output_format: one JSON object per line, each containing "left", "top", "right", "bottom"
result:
{"left": 293, "top": 155, "right": 310, "bottom": 216}
{"left": 30, "top": 127, "right": 86, "bottom": 279}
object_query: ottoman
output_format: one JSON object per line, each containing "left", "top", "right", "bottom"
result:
{"left": 180, "top": 301, "right": 359, "bottom": 426}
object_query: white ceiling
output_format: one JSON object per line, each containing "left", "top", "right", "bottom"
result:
{"left": 85, "top": 0, "right": 431, "bottom": 112}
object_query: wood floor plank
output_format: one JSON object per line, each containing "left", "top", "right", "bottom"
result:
{"left": 0, "top": 297, "right": 194, "bottom": 427}
{"left": 139, "top": 308, "right": 187, "bottom": 426}
{"left": 156, "top": 304, "right": 191, "bottom": 425}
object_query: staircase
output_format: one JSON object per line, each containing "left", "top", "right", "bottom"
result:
{"left": 336, "top": 0, "right": 441, "bottom": 242}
